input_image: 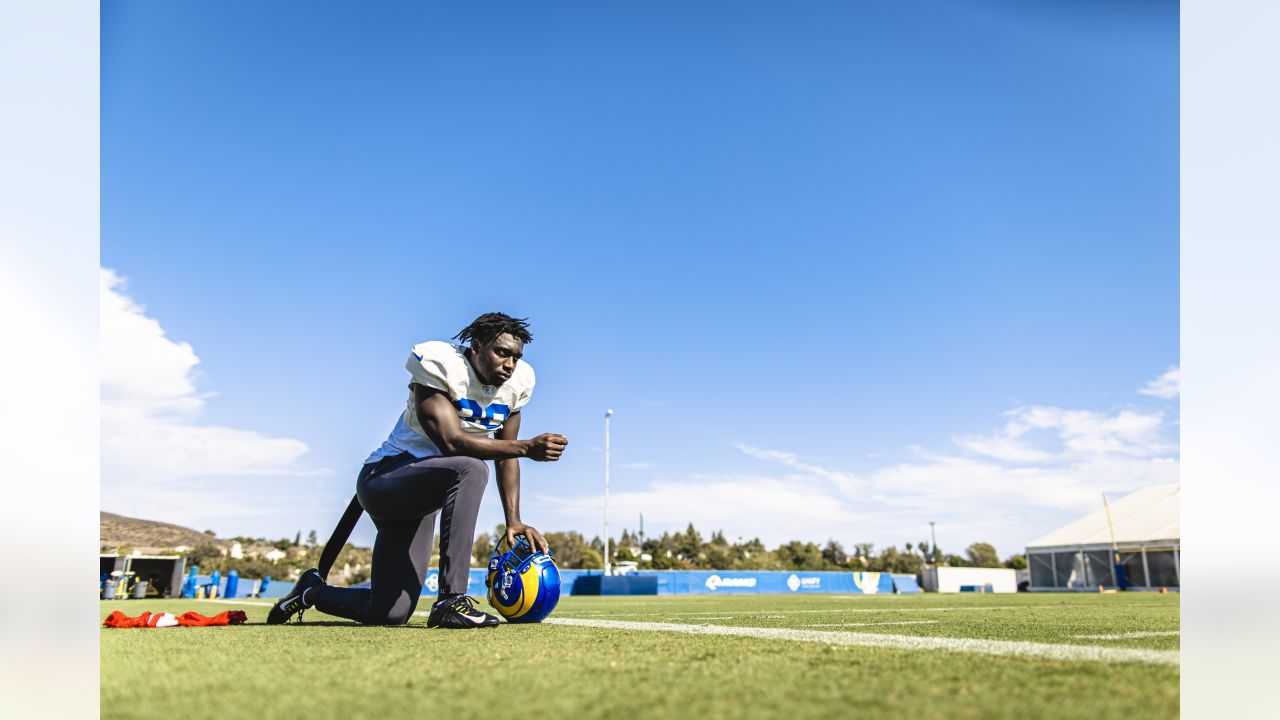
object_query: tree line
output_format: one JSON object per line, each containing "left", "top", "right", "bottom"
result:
{"left": 156, "top": 523, "right": 1027, "bottom": 581}
{"left": 473, "top": 523, "right": 1027, "bottom": 574}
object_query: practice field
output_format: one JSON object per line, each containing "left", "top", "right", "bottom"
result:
{"left": 101, "top": 592, "right": 1178, "bottom": 719}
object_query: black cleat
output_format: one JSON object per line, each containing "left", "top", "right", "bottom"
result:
{"left": 426, "top": 594, "right": 501, "bottom": 629}
{"left": 267, "top": 568, "right": 323, "bottom": 625}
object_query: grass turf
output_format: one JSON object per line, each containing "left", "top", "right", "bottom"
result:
{"left": 101, "top": 592, "right": 1178, "bottom": 719}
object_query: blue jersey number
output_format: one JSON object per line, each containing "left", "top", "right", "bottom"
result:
{"left": 455, "top": 399, "right": 511, "bottom": 432}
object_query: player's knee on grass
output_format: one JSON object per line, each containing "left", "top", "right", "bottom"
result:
{"left": 379, "top": 599, "right": 417, "bottom": 626}
{"left": 369, "top": 590, "right": 418, "bottom": 626}
{"left": 381, "top": 609, "right": 413, "bottom": 626}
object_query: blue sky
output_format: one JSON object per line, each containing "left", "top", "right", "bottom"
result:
{"left": 101, "top": 1, "right": 1178, "bottom": 557}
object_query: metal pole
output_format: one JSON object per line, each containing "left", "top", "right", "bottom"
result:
{"left": 1102, "top": 492, "right": 1121, "bottom": 588}
{"left": 604, "top": 409, "right": 613, "bottom": 576}
{"left": 929, "top": 521, "right": 938, "bottom": 564}
{"left": 1102, "top": 493, "right": 1120, "bottom": 557}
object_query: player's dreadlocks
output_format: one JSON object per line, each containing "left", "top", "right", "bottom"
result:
{"left": 453, "top": 312, "right": 533, "bottom": 348}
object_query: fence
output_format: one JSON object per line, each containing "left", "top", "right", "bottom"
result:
{"left": 188, "top": 568, "right": 923, "bottom": 599}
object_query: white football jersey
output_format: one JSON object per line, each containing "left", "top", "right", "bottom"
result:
{"left": 365, "top": 341, "right": 535, "bottom": 463}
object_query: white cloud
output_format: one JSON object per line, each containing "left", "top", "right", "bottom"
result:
{"left": 955, "top": 405, "right": 1173, "bottom": 462}
{"left": 528, "top": 474, "right": 866, "bottom": 546}
{"left": 101, "top": 268, "right": 319, "bottom": 515}
{"left": 532, "top": 398, "right": 1179, "bottom": 555}
{"left": 1140, "top": 366, "right": 1180, "bottom": 399}
{"left": 952, "top": 433, "right": 1056, "bottom": 464}
{"left": 735, "top": 443, "right": 865, "bottom": 496}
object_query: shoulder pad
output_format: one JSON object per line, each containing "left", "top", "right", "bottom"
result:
{"left": 510, "top": 360, "right": 536, "bottom": 410}
{"left": 406, "top": 341, "right": 466, "bottom": 393}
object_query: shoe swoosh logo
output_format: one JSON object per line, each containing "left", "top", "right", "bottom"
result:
{"left": 461, "top": 613, "right": 488, "bottom": 625}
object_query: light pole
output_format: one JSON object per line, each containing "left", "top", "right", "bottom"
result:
{"left": 604, "top": 409, "right": 613, "bottom": 576}
{"left": 929, "top": 521, "right": 938, "bottom": 565}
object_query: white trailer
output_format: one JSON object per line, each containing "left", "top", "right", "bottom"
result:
{"left": 921, "top": 566, "right": 1018, "bottom": 593}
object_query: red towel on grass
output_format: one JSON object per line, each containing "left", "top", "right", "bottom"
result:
{"left": 103, "top": 610, "right": 248, "bottom": 628}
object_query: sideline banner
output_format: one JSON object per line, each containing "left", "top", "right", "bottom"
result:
{"left": 245, "top": 568, "right": 905, "bottom": 598}
{"left": 412, "top": 569, "right": 899, "bottom": 596}
{"left": 627, "top": 570, "right": 896, "bottom": 595}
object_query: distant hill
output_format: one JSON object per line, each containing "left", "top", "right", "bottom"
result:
{"left": 100, "top": 511, "right": 229, "bottom": 553}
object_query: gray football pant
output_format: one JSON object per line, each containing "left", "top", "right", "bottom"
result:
{"left": 310, "top": 453, "right": 488, "bottom": 625}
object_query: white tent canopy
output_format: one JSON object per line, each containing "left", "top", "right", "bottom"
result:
{"left": 1027, "top": 484, "right": 1180, "bottom": 550}
{"left": 1025, "top": 484, "right": 1179, "bottom": 591}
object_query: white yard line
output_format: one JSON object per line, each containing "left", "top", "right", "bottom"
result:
{"left": 578, "top": 606, "right": 1025, "bottom": 617}
{"left": 543, "top": 618, "right": 1180, "bottom": 666}
{"left": 573, "top": 603, "right": 1175, "bottom": 618}
{"left": 1073, "top": 631, "right": 1180, "bottom": 640}
{"left": 806, "top": 620, "right": 941, "bottom": 628}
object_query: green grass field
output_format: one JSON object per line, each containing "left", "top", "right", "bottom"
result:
{"left": 101, "top": 592, "right": 1178, "bottom": 719}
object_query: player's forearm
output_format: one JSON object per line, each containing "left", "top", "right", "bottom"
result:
{"left": 438, "top": 433, "right": 528, "bottom": 461}
{"left": 495, "top": 459, "right": 522, "bottom": 525}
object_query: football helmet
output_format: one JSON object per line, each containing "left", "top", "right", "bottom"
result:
{"left": 485, "top": 534, "right": 561, "bottom": 623}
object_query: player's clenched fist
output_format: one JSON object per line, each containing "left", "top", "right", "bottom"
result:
{"left": 524, "top": 433, "right": 568, "bottom": 461}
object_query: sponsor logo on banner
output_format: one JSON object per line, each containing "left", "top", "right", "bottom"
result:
{"left": 426, "top": 574, "right": 439, "bottom": 592}
{"left": 705, "top": 575, "right": 758, "bottom": 590}
{"left": 852, "top": 571, "right": 881, "bottom": 594}
{"left": 787, "top": 574, "right": 822, "bottom": 591}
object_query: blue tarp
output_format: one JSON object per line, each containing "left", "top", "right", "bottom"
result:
{"left": 571, "top": 575, "right": 659, "bottom": 595}
{"left": 891, "top": 574, "right": 922, "bottom": 594}
{"left": 191, "top": 574, "right": 286, "bottom": 599}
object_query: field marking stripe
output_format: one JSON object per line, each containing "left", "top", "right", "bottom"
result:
{"left": 543, "top": 618, "right": 1180, "bottom": 666}
{"left": 572, "top": 605, "right": 1124, "bottom": 617}
{"left": 571, "top": 607, "right": 1015, "bottom": 617}
{"left": 806, "top": 620, "right": 940, "bottom": 627}
{"left": 1073, "top": 631, "right": 1180, "bottom": 640}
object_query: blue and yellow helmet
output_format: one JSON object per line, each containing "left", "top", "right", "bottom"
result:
{"left": 485, "top": 534, "right": 561, "bottom": 623}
